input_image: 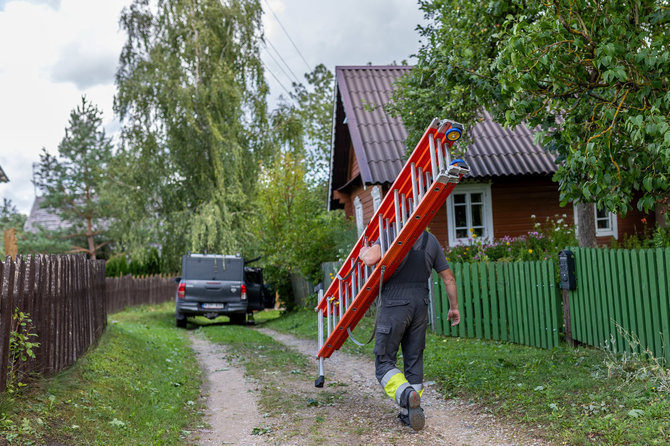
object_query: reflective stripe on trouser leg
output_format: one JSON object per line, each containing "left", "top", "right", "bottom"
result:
{"left": 410, "top": 383, "right": 424, "bottom": 397}
{"left": 380, "top": 368, "right": 411, "bottom": 405}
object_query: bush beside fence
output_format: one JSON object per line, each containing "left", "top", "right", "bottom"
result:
{"left": 0, "top": 254, "right": 176, "bottom": 392}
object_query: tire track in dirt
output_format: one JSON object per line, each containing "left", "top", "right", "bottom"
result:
{"left": 256, "top": 327, "right": 551, "bottom": 446}
{"left": 190, "top": 333, "right": 270, "bottom": 446}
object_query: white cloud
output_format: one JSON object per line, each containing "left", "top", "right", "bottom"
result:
{"left": 1, "top": 0, "right": 426, "bottom": 215}
{"left": 0, "top": 0, "right": 129, "bottom": 214}
{"left": 50, "top": 42, "right": 118, "bottom": 89}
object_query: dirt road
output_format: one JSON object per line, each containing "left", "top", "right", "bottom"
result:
{"left": 190, "top": 328, "right": 550, "bottom": 446}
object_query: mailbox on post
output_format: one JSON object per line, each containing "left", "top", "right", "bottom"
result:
{"left": 559, "top": 250, "right": 576, "bottom": 290}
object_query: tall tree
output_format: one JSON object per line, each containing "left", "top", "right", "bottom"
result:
{"left": 113, "top": 0, "right": 269, "bottom": 270}
{"left": 254, "top": 65, "right": 354, "bottom": 307}
{"left": 393, "top": 0, "right": 670, "bottom": 246}
{"left": 34, "top": 96, "right": 113, "bottom": 259}
{"left": 271, "top": 64, "right": 334, "bottom": 187}
{"left": 495, "top": 0, "right": 670, "bottom": 217}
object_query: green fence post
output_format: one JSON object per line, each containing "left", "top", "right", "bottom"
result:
{"left": 456, "top": 263, "right": 466, "bottom": 338}
{"left": 646, "top": 249, "right": 662, "bottom": 359}
{"left": 661, "top": 248, "right": 670, "bottom": 365}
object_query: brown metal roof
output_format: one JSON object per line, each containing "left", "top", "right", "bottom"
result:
{"left": 466, "top": 110, "right": 558, "bottom": 177}
{"left": 334, "top": 66, "right": 557, "bottom": 183}
{"left": 0, "top": 164, "right": 8, "bottom": 183}
{"left": 336, "top": 66, "right": 411, "bottom": 184}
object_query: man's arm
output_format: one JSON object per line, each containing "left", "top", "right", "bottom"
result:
{"left": 358, "top": 244, "right": 381, "bottom": 266}
{"left": 438, "top": 268, "right": 460, "bottom": 326}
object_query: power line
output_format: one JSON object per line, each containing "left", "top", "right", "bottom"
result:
{"left": 262, "top": 43, "right": 300, "bottom": 87}
{"left": 261, "top": 59, "right": 294, "bottom": 99}
{"left": 264, "top": 37, "right": 302, "bottom": 85}
{"left": 262, "top": 0, "right": 312, "bottom": 73}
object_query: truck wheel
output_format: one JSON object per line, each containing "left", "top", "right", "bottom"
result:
{"left": 176, "top": 315, "right": 187, "bottom": 328}
{"left": 229, "top": 313, "right": 246, "bottom": 325}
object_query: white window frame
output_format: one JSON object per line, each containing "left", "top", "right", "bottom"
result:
{"left": 446, "top": 183, "right": 494, "bottom": 246}
{"left": 371, "top": 185, "right": 382, "bottom": 212}
{"left": 354, "top": 196, "right": 364, "bottom": 236}
{"left": 573, "top": 204, "right": 618, "bottom": 239}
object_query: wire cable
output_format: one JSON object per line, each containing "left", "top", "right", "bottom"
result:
{"left": 262, "top": 0, "right": 312, "bottom": 72}
{"left": 262, "top": 44, "right": 299, "bottom": 88}
{"left": 264, "top": 37, "right": 301, "bottom": 85}
{"left": 260, "top": 60, "right": 293, "bottom": 98}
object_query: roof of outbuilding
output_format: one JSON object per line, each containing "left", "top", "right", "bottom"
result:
{"left": 24, "top": 196, "right": 67, "bottom": 233}
{"left": 0, "top": 164, "right": 8, "bottom": 183}
{"left": 334, "top": 66, "right": 558, "bottom": 183}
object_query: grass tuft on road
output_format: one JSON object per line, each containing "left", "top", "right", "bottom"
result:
{"left": 264, "top": 307, "right": 670, "bottom": 445}
{"left": 0, "top": 303, "right": 202, "bottom": 445}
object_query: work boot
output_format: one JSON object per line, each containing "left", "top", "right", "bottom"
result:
{"left": 401, "top": 388, "right": 425, "bottom": 431}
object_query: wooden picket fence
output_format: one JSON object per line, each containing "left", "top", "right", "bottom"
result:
{"left": 432, "top": 260, "right": 562, "bottom": 349}
{"left": 0, "top": 254, "right": 176, "bottom": 392}
{"left": 106, "top": 274, "right": 177, "bottom": 314}
{"left": 569, "top": 247, "right": 670, "bottom": 364}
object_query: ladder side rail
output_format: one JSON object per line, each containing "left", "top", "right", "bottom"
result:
{"left": 316, "top": 123, "right": 461, "bottom": 314}
{"left": 317, "top": 123, "right": 444, "bottom": 309}
{"left": 317, "top": 176, "right": 462, "bottom": 358}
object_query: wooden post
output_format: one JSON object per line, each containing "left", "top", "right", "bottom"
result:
{"left": 562, "top": 288, "right": 575, "bottom": 347}
{"left": 4, "top": 228, "right": 17, "bottom": 261}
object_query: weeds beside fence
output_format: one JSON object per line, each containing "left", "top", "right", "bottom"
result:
{"left": 0, "top": 254, "right": 176, "bottom": 392}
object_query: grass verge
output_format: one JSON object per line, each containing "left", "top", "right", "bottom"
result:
{"left": 264, "top": 308, "right": 670, "bottom": 446}
{"left": 0, "top": 302, "right": 202, "bottom": 445}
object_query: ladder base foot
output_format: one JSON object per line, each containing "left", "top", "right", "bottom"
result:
{"left": 314, "top": 375, "right": 325, "bottom": 388}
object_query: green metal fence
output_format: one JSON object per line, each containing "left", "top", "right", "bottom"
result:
{"left": 432, "top": 260, "right": 562, "bottom": 349}
{"left": 570, "top": 247, "right": 670, "bottom": 363}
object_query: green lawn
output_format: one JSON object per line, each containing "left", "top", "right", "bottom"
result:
{"left": 0, "top": 303, "right": 203, "bottom": 445}
{"left": 2, "top": 304, "right": 668, "bottom": 445}
{"left": 264, "top": 308, "right": 670, "bottom": 446}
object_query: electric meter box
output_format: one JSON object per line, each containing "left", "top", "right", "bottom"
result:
{"left": 558, "top": 250, "right": 577, "bottom": 291}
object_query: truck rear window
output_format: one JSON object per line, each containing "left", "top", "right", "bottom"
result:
{"left": 183, "top": 257, "right": 243, "bottom": 281}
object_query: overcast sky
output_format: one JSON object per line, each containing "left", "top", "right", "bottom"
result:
{"left": 0, "top": 0, "right": 425, "bottom": 214}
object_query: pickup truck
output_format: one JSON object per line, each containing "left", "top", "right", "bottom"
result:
{"left": 175, "top": 253, "right": 274, "bottom": 327}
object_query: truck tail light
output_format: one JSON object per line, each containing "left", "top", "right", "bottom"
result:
{"left": 178, "top": 282, "right": 185, "bottom": 299}
{"left": 241, "top": 284, "right": 247, "bottom": 300}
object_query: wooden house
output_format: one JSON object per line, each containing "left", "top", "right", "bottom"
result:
{"left": 328, "top": 65, "right": 652, "bottom": 248}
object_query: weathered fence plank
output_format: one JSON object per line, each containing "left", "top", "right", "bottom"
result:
{"left": 0, "top": 254, "right": 176, "bottom": 392}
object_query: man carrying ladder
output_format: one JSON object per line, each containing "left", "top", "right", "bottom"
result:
{"left": 359, "top": 231, "right": 460, "bottom": 430}
{"left": 314, "top": 117, "right": 467, "bottom": 431}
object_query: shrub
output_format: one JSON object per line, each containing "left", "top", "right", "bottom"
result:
{"left": 445, "top": 214, "right": 577, "bottom": 263}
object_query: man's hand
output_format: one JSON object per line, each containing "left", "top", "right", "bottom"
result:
{"left": 359, "top": 244, "right": 381, "bottom": 266}
{"left": 447, "top": 308, "right": 460, "bottom": 326}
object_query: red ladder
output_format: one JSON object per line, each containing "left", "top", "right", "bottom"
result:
{"left": 315, "top": 118, "right": 468, "bottom": 387}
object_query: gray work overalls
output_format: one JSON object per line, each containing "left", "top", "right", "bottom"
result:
{"left": 374, "top": 233, "right": 430, "bottom": 405}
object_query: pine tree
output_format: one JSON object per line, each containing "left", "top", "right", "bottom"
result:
{"left": 34, "top": 96, "right": 113, "bottom": 259}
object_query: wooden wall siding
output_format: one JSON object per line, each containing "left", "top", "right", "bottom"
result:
{"left": 490, "top": 176, "right": 567, "bottom": 239}
{"left": 426, "top": 202, "right": 449, "bottom": 249}
{"left": 569, "top": 247, "right": 670, "bottom": 364}
{"left": 348, "top": 142, "right": 360, "bottom": 181}
{"left": 431, "top": 260, "right": 562, "bottom": 349}
{"left": 0, "top": 254, "right": 176, "bottom": 392}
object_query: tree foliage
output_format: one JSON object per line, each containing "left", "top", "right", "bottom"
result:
{"left": 393, "top": 0, "right": 670, "bottom": 225}
{"left": 113, "top": 0, "right": 269, "bottom": 271}
{"left": 271, "top": 64, "right": 334, "bottom": 187}
{"left": 254, "top": 65, "right": 355, "bottom": 307}
{"left": 33, "top": 96, "right": 113, "bottom": 259}
{"left": 496, "top": 0, "right": 670, "bottom": 215}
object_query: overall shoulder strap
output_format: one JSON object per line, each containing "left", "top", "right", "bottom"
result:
{"left": 420, "top": 232, "right": 428, "bottom": 251}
